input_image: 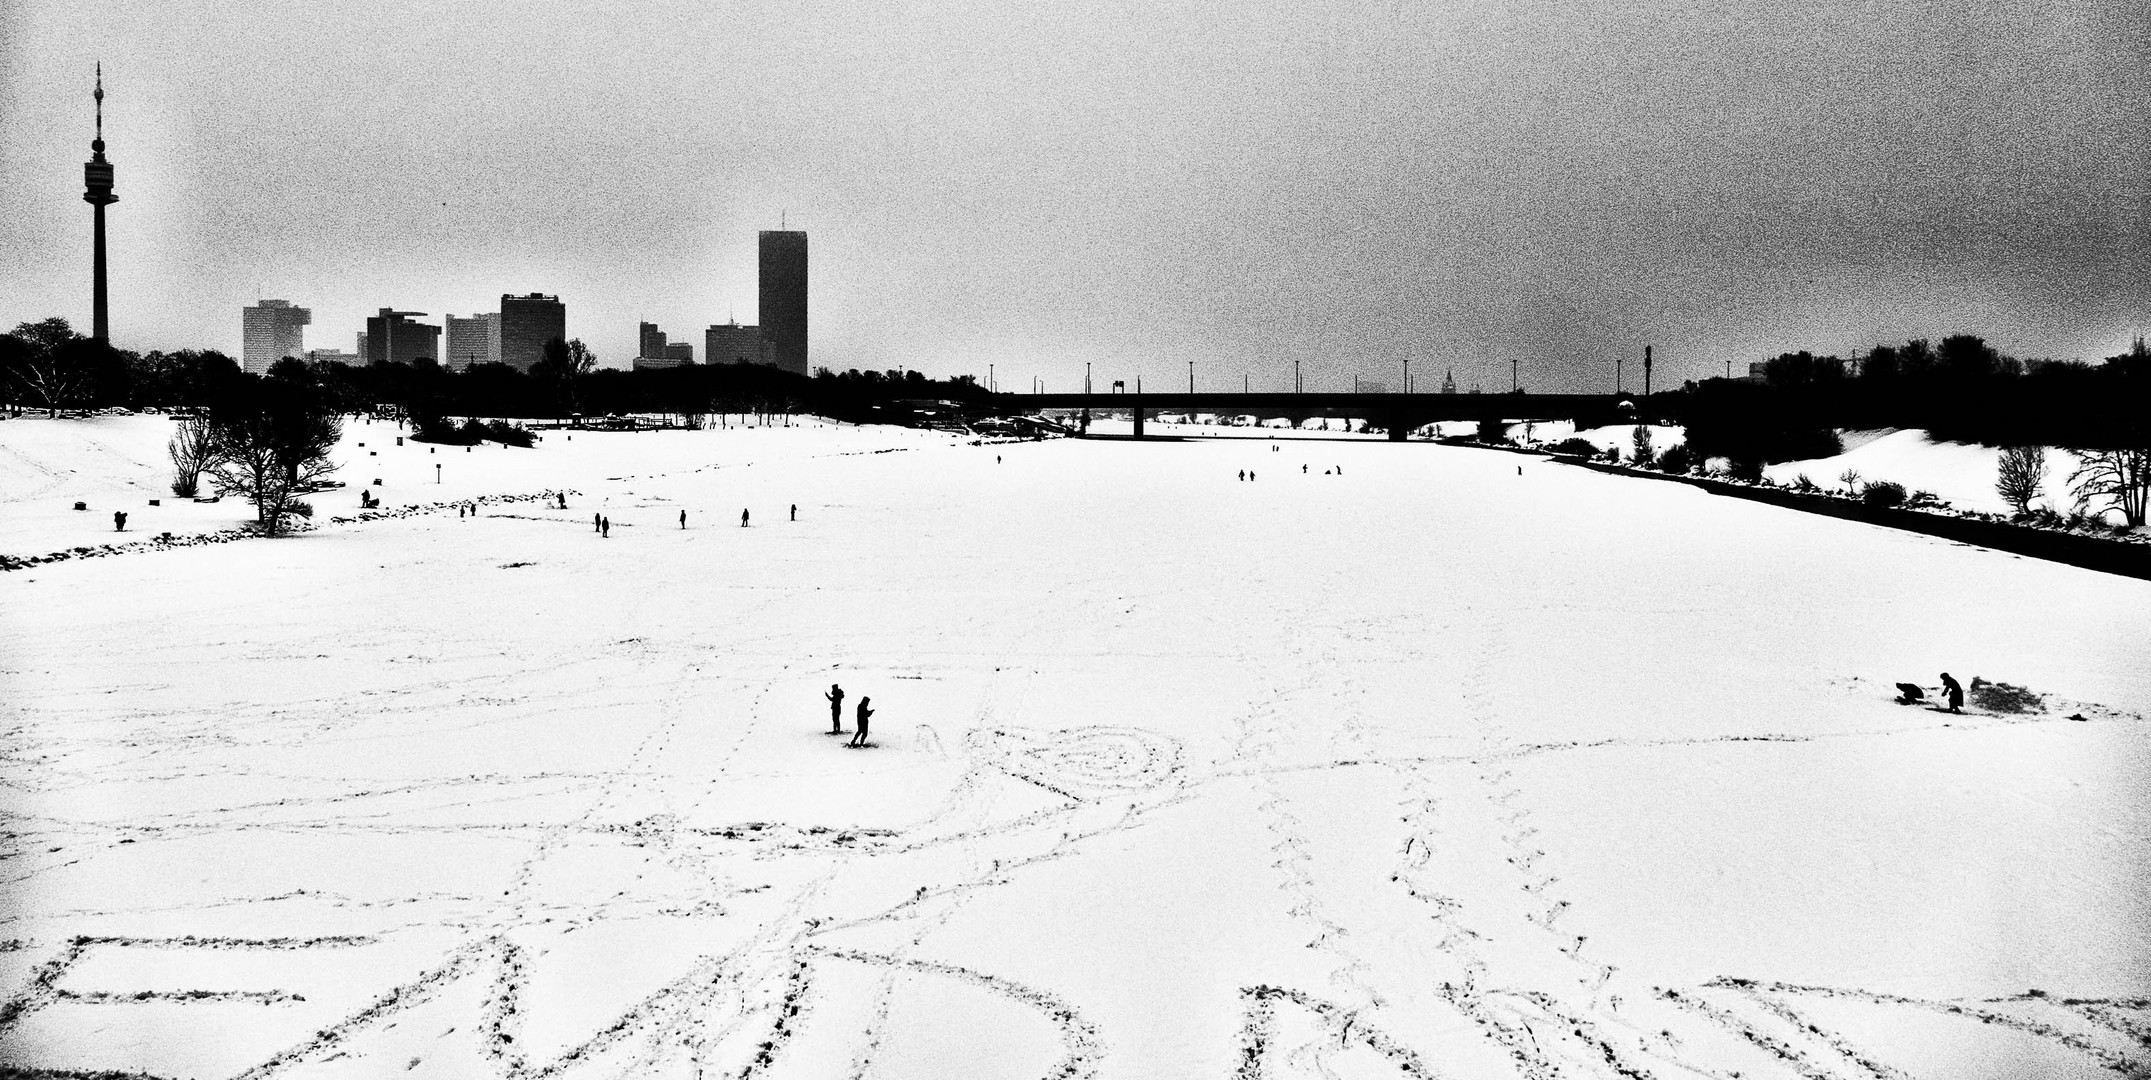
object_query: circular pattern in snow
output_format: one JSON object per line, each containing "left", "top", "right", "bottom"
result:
{"left": 965, "top": 725, "right": 1183, "bottom": 800}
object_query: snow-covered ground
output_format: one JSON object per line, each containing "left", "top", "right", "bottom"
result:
{"left": 3, "top": 415, "right": 2148, "bottom": 1079}
{"left": 1763, "top": 429, "right": 2100, "bottom": 519}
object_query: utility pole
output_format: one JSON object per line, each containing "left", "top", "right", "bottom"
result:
{"left": 1643, "top": 345, "right": 1653, "bottom": 397}
{"left": 1085, "top": 362, "right": 1091, "bottom": 396}
{"left": 1511, "top": 357, "right": 1519, "bottom": 393}
{"left": 1402, "top": 358, "right": 1411, "bottom": 394}
{"left": 1294, "top": 359, "right": 1301, "bottom": 394}
{"left": 1616, "top": 353, "right": 1623, "bottom": 394}
{"left": 989, "top": 363, "right": 994, "bottom": 394}
{"left": 1188, "top": 360, "right": 1194, "bottom": 394}
{"left": 1725, "top": 359, "right": 1731, "bottom": 380}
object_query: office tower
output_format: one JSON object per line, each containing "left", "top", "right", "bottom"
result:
{"left": 443, "top": 313, "right": 498, "bottom": 371}
{"left": 639, "top": 322, "right": 668, "bottom": 360}
{"left": 705, "top": 321, "right": 767, "bottom": 366}
{"left": 362, "top": 309, "right": 442, "bottom": 366}
{"left": 241, "top": 300, "right": 311, "bottom": 374}
{"left": 304, "top": 348, "right": 359, "bottom": 366}
{"left": 83, "top": 65, "right": 118, "bottom": 343}
{"left": 758, "top": 229, "right": 808, "bottom": 375}
{"left": 498, "top": 293, "right": 566, "bottom": 372}
{"left": 664, "top": 342, "right": 692, "bottom": 363}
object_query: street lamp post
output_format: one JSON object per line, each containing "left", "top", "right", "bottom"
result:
{"left": 1512, "top": 357, "right": 1519, "bottom": 393}
{"left": 1188, "top": 361, "right": 1194, "bottom": 394}
{"left": 1616, "top": 353, "right": 1623, "bottom": 394}
{"left": 1402, "top": 359, "right": 1411, "bottom": 394}
{"left": 1294, "top": 359, "right": 1301, "bottom": 393}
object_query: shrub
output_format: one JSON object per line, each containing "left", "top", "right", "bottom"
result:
{"left": 1655, "top": 444, "right": 1694, "bottom": 474}
{"left": 1968, "top": 677, "right": 2042, "bottom": 714}
{"left": 1728, "top": 458, "right": 1765, "bottom": 482}
{"left": 1630, "top": 425, "right": 1655, "bottom": 467}
{"left": 1476, "top": 418, "right": 1509, "bottom": 444}
{"left": 1548, "top": 437, "right": 1597, "bottom": 457}
{"left": 1789, "top": 473, "right": 1817, "bottom": 492}
{"left": 1861, "top": 480, "right": 1906, "bottom": 508}
{"left": 1906, "top": 489, "right": 1945, "bottom": 509}
{"left": 284, "top": 500, "right": 313, "bottom": 520}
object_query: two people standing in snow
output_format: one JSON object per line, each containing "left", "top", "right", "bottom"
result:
{"left": 823, "top": 684, "right": 876, "bottom": 747}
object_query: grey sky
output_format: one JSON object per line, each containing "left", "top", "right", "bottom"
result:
{"left": 2, "top": 0, "right": 2143, "bottom": 391}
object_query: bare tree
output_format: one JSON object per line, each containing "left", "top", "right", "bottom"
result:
{"left": 2069, "top": 448, "right": 2149, "bottom": 528}
{"left": 204, "top": 378, "right": 343, "bottom": 535}
{"left": 1994, "top": 445, "right": 2047, "bottom": 516}
{"left": 1838, "top": 468, "right": 1862, "bottom": 494}
{"left": 168, "top": 413, "right": 217, "bottom": 497}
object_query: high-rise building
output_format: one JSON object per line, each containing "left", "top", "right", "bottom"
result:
{"left": 665, "top": 342, "right": 692, "bottom": 363}
{"left": 443, "top": 313, "right": 498, "bottom": 371}
{"left": 499, "top": 293, "right": 566, "bottom": 373}
{"left": 639, "top": 322, "right": 668, "bottom": 360}
{"left": 83, "top": 65, "right": 118, "bottom": 344}
{"left": 635, "top": 323, "right": 696, "bottom": 369}
{"left": 705, "top": 321, "right": 768, "bottom": 366}
{"left": 363, "top": 309, "right": 441, "bottom": 366}
{"left": 241, "top": 300, "right": 311, "bottom": 374}
{"left": 758, "top": 229, "right": 808, "bottom": 375}
{"left": 305, "top": 348, "right": 360, "bottom": 366}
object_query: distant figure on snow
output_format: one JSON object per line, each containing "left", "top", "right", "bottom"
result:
{"left": 825, "top": 683, "right": 845, "bottom": 734}
{"left": 113, "top": 510, "right": 126, "bottom": 531}
{"left": 1238, "top": 469, "right": 1245, "bottom": 481}
{"left": 680, "top": 509, "right": 687, "bottom": 529}
{"left": 1302, "top": 464, "right": 1307, "bottom": 474}
{"left": 1894, "top": 682, "right": 1927, "bottom": 705}
{"left": 790, "top": 504, "right": 796, "bottom": 521}
{"left": 601, "top": 515, "right": 610, "bottom": 538}
{"left": 849, "top": 697, "right": 874, "bottom": 747}
{"left": 558, "top": 492, "right": 568, "bottom": 509}
{"left": 741, "top": 508, "right": 750, "bottom": 527}
{"left": 594, "top": 512, "right": 602, "bottom": 533}
{"left": 1939, "top": 672, "right": 1964, "bottom": 713}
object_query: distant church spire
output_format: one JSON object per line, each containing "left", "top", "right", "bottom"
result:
{"left": 84, "top": 63, "right": 118, "bottom": 343}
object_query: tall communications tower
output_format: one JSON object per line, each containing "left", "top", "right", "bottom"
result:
{"left": 83, "top": 65, "right": 118, "bottom": 344}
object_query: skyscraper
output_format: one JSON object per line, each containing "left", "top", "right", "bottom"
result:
{"left": 758, "top": 229, "right": 808, "bottom": 376}
{"left": 498, "top": 293, "right": 566, "bottom": 373}
{"left": 241, "top": 300, "right": 311, "bottom": 373}
{"left": 83, "top": 65, "right": 117, "bottom": 344}
{"left": 362, "top": 309, "right": 441, "bottom": 366}
{"left": 443, "top": 313, "right": 498, "bottom": 371}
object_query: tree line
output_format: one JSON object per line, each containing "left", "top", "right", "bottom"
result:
{"left": 0, "top": 317, "right": 992, "bottom": 424}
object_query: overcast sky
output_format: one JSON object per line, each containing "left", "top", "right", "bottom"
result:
{"left": 2, "top": 0, "right": 2144, "bottom": 390}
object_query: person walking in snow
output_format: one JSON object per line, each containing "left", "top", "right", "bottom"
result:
{"left": 680, "top": 509, "right": 687, "bottom": 529}
{"left": 741, "top": 508, "right": 750, "bottom": 527}
{"left": 113, "top": 510, "right": 126, "bottom": 531}
{"left": 1940, "top": 672, "right": 1964, "bottom": 713}
{"left": 594, "top": 512, "right": 602, "bottom": 533}
{"left": 825, "top": 683, "right": 845, "bottom": 734}
{"left": 790, "top": 504, "right": 796, "bottom": 521}
{"left": 1238, "top": 469, "right": 1245, "bottom": 481}
{"left": 558, "top": 492, "right": 567, "bottom": 509}
{"left": 601, "top": 515, "right": 610, "bottom": 538}
{"left": 849, "top": 697, "right": 874, "bottom": 748}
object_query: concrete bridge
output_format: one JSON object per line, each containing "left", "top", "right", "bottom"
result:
{"left": 983, "top": 391, "right": 1634, "bottom": 440}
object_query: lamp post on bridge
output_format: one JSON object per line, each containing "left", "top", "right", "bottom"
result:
{"left": 1188, "top": 360, "right": 1194, "bottom": 394}
{"left": 1294, "top": 359, "right": 1301, "bottom": 394}
{"left": 1402, "top": 358, "right": 1410, "bottom": 395}
{"left": 1511, "top": 357, "right": 1519, "bottom": 393}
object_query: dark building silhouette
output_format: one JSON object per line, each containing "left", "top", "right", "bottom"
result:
{"left": 83, "top": 65, "right": 117, "bottom": 344}
{"left": 758, "top": 230, "right": 808, "bottom": 375}
{"left": 705, "top": 320, "right": 768, "bottom": 366}
{"left": 242, "top": 300, "right": 311, "bottom": 374}
{"left": 499, "top": 293, "right": 566, "bottom": 373}
{"left": 363, "top": 309, "right": 441, "bottom": 366}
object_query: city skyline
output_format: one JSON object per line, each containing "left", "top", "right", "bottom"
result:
{"left": 2, "top": 1, "right": 2144, "bottom": 392}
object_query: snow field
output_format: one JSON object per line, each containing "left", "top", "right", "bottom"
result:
{"left": 2, "top": 417, "right": 2148, "bottom": 1078}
